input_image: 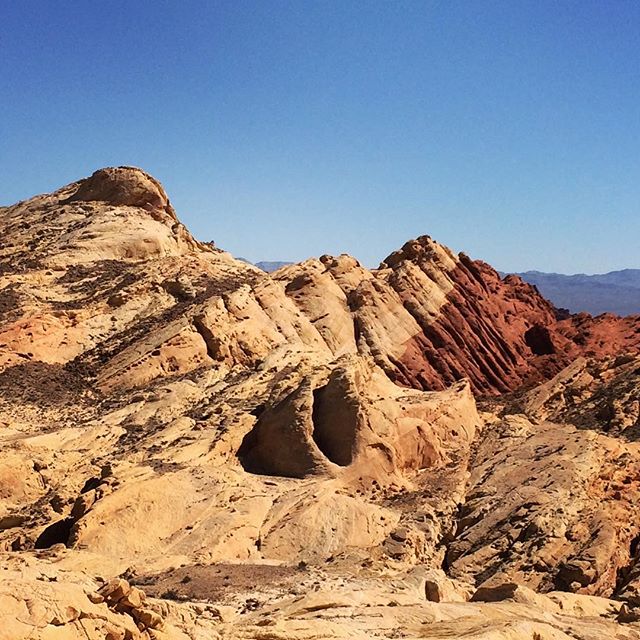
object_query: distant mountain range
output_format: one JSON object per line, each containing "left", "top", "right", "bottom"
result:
{"left": 509, "top": 269, "right": 640, "bottom": 316}
{"left": 254, "top": 261, "right": 293, "bottom": 272}
{"left": 254, "top": 261, "right": 640, "bottom": 317}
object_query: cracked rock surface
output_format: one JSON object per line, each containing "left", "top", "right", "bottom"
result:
{"left": 1, "top": 167, "right": 639, "bottom": 639}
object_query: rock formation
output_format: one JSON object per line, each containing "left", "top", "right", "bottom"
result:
{"left": 1, "top": 167, "right": 639, "bottom": 639}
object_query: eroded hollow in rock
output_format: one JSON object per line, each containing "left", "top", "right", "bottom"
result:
{"left": 81, "top": 476, "right": 102, "bottom": 493}
{"left": 311, "top": 383, "right": 357, "bottom": 467}
{"left": 237, "top": 384, "right": 321, "bottom": 478}
{"left": 237, "top": 365, "right": 364, "bottom": 476}
{"left": 34, "top": 517, "right": 75, "bottom": 549}
{"left": 237, "top": 427, "right": 262, "bottom": 473}
{"left": 524, "top": 325, "right": 556, "bottom": 356}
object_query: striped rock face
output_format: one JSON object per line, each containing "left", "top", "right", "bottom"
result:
{"left": 1, "top": 168, "right": 640, "bottom": 640}
{"left": 1, "top": 167, "right": 637, "bottom": 393}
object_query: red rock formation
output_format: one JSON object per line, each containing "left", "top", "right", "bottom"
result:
{"left": 3, "top": 169, "right": 640, "bottom": 640}
{"left": 369, "top": 238, "right": 639, "bottom": 394}
{"left": 3, "top": 169, "right": 637, "bottom": 397}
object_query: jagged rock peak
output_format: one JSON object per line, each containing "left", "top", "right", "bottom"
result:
{"left": 379, "top": 234, "right": 458, "bottom": 271}
{"left": 63, "top": 166, "right": 178, "bottom": 222}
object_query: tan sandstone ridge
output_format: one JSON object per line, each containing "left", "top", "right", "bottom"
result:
{"left": 1, "top": 166, "right": 640, "bottom": 639}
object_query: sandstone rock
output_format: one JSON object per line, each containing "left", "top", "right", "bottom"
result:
{"left": 237, "top": 375, "right": 335, "bottom": 478}
{"left": 2, "top": 168, "right": 640, "bottom": 640}
{"left": 445, "top": 414, "right": 640, "bottom": 598}
{"left": 618, "top": 603, "right": 640, "bottom": 623}
{"left": 64, "top": 167, "right": 177, "bottom": 222}
{"left": 71, "top": 490, "right": 96, "bottom": 519}
{"left": 162, "top": 276, "right": 196, "bottom": 301}
{"left": 99, "top": 578, "right": 131, "bottom": 603}
{"left": 471, "top": 582, "right": 546, "bottom": 605}
{"left": 87, "top": 591, "right": 104, "bottom": 604}
{"left": 120, "top": 586, "right": 146, "bottom": 609}
{"left": 133, "top": 607, "right": 164, "bottom": 629}
{"left": 410, "top": 568, "right": 471, "bottom": 603}
{"left": 523, "top": 354, "right": 640, "bottom": 438}
{"left": 238, "top": 356, "right": 479, "bottom": 483}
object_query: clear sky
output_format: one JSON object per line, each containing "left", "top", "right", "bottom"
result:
{"left": 1, "top": 1, "right": 638, "bottom": 273}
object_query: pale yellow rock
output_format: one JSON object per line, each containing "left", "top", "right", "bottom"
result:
{"left": 2, "top": 168, "right": 640, "bottom": 640}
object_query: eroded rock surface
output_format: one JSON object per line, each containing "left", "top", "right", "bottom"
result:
{"left": 1, "top": 167, "right": 640, "bottom": 639}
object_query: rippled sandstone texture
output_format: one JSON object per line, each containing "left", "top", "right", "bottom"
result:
{"left": 1, "top": 167, "right": 639, "bottom": 639}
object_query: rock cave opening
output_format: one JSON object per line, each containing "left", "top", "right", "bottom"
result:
{"left": 311, "top": 384, "right": 357, "bottom": 467}
{"left": 524, "top": 325, "right": 556, "bottom": 356}
{"left": 34, "top": 517, "right": 75, "bottom": 549}
{"left": 237, "top": 427, "right": 262, "bottom": 474}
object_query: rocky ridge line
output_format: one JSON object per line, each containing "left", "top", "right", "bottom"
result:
{"left": 1, "top": 167, "right": 640, "bottom": 640}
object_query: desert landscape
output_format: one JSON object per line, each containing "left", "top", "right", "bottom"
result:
{"left": 1, "top": 166, "right": 639, "bottom": 639}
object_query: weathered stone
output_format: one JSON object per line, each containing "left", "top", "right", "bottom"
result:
{"left": 99, "top": 578, "right": 131, "bottom": 603}
{"left": 134, "top": 607, "right": 164, "bottom": 629}
{"left": 1, "top": 167, "right": 640, "bottom": 640}
{"left": 71, "top": 490, "right": 96, "bottom": 519}
{"left": 120, "top": 586, "right": 145, "bottom": 609}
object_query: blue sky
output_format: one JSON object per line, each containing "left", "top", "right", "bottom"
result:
{"left": 1, "top": 1, "right": 638, "bottom": 273}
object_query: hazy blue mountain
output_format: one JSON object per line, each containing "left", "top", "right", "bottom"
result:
{"left": 511, "top": 269, "right": 640, "bottom": 316}
{"left": 255, "top": 261, "right": 293, "bottom": 272}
